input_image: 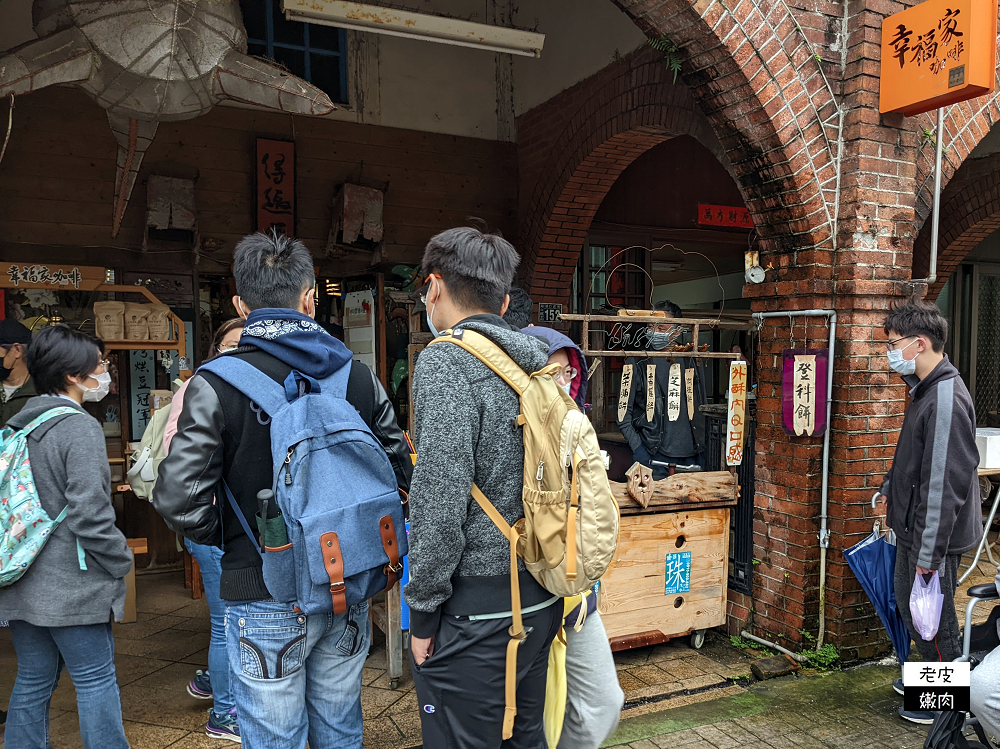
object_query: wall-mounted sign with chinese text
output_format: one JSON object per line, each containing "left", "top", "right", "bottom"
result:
{"left": 664, "top": 551, "right": 692, "bottom": 595}
{"left": 880, "top": 0, "right": 997, "bottom": 116}
{"left": 781, "top": 349, "right": 829, "bottom": 438}
{"left": 698, "top": 204, "right": 753, "bottom": 229}
{"left": 726, "top": 360, "right": 748, "bottom": 466}
{"left": 0, "top": 263, "right": 105, "bottom": 290}
{"left": 129, "top": 349, "right": 154, "bottom": 441}
{"left": 256, "top": 138, "right": 295, "bottom": 235}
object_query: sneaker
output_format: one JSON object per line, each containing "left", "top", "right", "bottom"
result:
{"left": 186, "top": 669, "right": 213, "bottom": 700}
{"left": 206, "top": 709, "right": 240, "bottom": 744}
{"left": 893, "top": 678, "right": 904, "bottom": 696}
{"left": 898, "top": 708, "right": 936, "bottom": 725}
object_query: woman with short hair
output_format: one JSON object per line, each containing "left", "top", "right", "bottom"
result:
{"left": 0, "top": 325, "right": 132, "bottom": 749}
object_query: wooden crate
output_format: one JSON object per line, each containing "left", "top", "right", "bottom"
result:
{"left": 598, "top": 507, "right": 730, "bottom": 644}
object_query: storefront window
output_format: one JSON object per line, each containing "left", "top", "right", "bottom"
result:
{"left": 240, "top": 0, "right": 348, "bottom": 105}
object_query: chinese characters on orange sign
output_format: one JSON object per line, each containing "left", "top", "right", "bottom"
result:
{"left": 880, "top": 0, "right": 997, "bottom": 116}
{"left": 792, "top": 354, "right": 817, "bottom": 436}
{"left": 697, "top": 204, "right": 753, "bottom": 229}
{"left": 256, "top": 139, "right": 295, "bottom": 235}
{"left": 726, "top": 361, "right": 748, "bottom": 467}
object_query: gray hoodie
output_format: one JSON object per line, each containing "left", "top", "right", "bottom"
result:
{"left": 0, "top": 396, "right": 132, "bottom": 626}
{"left": 404, "top": 316, "right": 552, "bottom": 638}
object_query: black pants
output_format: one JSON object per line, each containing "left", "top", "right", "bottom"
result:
{"left": 411, "top": 603, "right": 562, "bottom": 749}
{"left": 894, "top": 543, "right": 962, "bottom": 663}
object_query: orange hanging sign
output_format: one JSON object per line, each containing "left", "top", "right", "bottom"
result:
{"left": 880, "top": 0, "right": 997, "bottom": 116}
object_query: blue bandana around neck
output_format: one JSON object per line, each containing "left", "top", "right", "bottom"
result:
{"left": 240, "top": 308, "right": 353, "bottom": 379}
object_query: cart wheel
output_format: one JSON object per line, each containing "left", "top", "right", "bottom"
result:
{"left": 690, "top": 630, "right": 706, "bottom": 649}
{"left": 389, "top": 678, "right": 400, "bottom": 689}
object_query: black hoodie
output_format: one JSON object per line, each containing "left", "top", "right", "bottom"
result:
{"left": 880, "top": 356, "right": 982, "bottom": 569}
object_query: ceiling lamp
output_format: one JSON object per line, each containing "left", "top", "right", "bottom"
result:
{"left": 281, "top": 1, "right": 545, "bottom": 57}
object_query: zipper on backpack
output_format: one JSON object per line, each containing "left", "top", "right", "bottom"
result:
{"left": 283, "top": 446, "right": 295, "bottom": 486}
{"left": 536, "top": 461, "right": 544, "bottom": 489}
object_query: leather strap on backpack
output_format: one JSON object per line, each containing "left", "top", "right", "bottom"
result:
{"left": 470, "top": 483, "right": 527, "bottom": 740}
{"left": 566, "top": 450, "right": 581, "bottom": 581}
{"left": 320, "top": 531, "right": 348, "bottom": 615}
{"left": 379, "top": 515, "right": 403, "bottom": 591}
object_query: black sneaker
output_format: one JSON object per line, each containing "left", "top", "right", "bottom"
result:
{"left": 899, "top": 708, "right": 936, "bottom": 725}
{"left": 893, "top": 678, "right": 904, "bottom": 696}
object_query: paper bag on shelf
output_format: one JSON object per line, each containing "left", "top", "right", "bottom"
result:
{"left": 124, "top": 303, "right": 151, "bottom": 340}
{"left": 93, "top": 302, "right": 125, "bottom": 340}
{"left": 147, "top": 304, "right": 172, "bottom": 341}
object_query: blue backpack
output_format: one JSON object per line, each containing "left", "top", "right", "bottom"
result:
{"left": 0, "top": 407, "right": 88, "bottom": 587}
{"left": 199, "top": 358, "right": 407, "bottom": 615}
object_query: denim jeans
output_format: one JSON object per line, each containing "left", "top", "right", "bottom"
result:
{"left": 5, "top": 620, "right": 128, "bottom": 749}
{"left": 184, "top": 538, "right": 234, "bottom": 716}
{"left": 226, "top": 599, "right": 371, "bottom": 749}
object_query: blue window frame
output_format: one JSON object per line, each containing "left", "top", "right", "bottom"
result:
{"left": 240, "top": 0, "right": 348, "bottom": 105}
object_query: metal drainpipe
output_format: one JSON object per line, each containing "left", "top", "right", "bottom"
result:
{"left": 751, "top": 309, "right": 837, "bottom": 651}
{"left": 911, "top": 107, "right": 945, "bottom": 287}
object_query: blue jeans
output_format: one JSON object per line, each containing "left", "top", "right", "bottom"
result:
{"left": 184, "top": 538, "right": 234, "bottom": 716}
{"left": 6, "top": 620, "right": 128, "bottom": 749}
{"left": 226, "top": 599, "right": 371, "bottom": 749}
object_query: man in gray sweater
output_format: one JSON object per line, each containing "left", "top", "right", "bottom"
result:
{"left": 405, "top": 226, "right": 562, "bottom": 749}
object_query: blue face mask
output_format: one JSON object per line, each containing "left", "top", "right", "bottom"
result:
{"left": 646, "top": 327, "right": 679, "bottom": 350}
{"left": 425, "top": 279, "right": 441, "bottom": 338}
{"left": 888, "top": 338, "right": 918, "bottom": 376}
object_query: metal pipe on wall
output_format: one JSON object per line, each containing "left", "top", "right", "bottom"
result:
{"left": 751, "top": 309, "right": 837, "bottom": 651}
{"left": 912, "top": 107, "right": 945, "bottom": 287}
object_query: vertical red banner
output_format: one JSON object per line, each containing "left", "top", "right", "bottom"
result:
{"left": 256, "top": 139, "right": 296, "bottom": 235}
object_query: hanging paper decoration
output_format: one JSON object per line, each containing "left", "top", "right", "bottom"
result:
{"left": 685, "top": 367, "right": 695, "bottom": 420}
{"left": 726, "top": 361, "right": 748, "bottom": 466}
{"left": 645, "top": 364, "right": 656, "bottom": 422}
{"left": 618, "top": 364, "right": 633, "bottom": 422}
{"left": 0, "top": 1, "right": 335, "bottom": 238}
{"left": 781, "top": 349, "right": 829, "bottom": 437}
{"left": 667, "top": 362, "right": 682, "bottom": 422}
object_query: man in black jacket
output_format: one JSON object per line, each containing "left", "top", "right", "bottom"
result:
{"left": 617, "top": 300, "right": 707, "bottom": 478}
{"left": 153, "top": 231, "right": 412, "bottom": 749}
{"left": 875, "top": 298, "right": 981, "bottom": 725}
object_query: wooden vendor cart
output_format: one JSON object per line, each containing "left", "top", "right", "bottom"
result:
{"left": 560, "top": 311, "right": 750, "bottom": 650}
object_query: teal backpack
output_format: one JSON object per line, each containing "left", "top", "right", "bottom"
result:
{"left": 0, "top": 407, "right": 87, "bottom": 587}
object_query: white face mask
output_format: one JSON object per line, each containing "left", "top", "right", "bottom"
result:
{"left": 77, "top": 371, "right": 112, "bottom": 402}
{"left": 561, "top": 382, "right": 572, "bottom": 394}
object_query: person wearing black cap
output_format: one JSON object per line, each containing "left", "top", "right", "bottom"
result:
{"left": 0, "top": 319, "right": 36, "bottom": 426}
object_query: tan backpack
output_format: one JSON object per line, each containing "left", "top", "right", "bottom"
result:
{"left": 429, "top": 328, "right": 619, "bottom": 738}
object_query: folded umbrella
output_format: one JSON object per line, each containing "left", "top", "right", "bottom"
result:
{"left": 845, "top": 521, "right": 911, "bottom": 664}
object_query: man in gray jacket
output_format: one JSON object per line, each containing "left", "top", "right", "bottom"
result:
{"left": 405, "top": 226, "right": 562, "bottom": 749}
{"left": 875, "top": 298, "right": 982, "bottom": 724}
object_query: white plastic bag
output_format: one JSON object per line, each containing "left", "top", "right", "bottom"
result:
{"left": 910, "top": 570, "right": 945, "bottom": 641}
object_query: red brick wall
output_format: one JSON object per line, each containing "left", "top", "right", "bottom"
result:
{"left": 517, "top": 0, "right": 1000, "bottom": 657}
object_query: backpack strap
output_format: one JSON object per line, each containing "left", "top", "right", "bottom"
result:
{"left": 470, "top": 483, "right": 526, "bottom": 740}
{"left": 18, "top": 406, "right": 81, "bottom": 435}
{"left": 199, "top": 357, "right": 287, "bottom": 417}
{"left": 428, "top": 329, "right": 531, "bottom": 395}
{"left": 221, "top": 480, "right": 263, "bottom": 558}
{"left": 318, "top": 360, "right": 352, "bottom": 400}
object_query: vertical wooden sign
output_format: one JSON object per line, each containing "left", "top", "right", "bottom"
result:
{"left": 256, "top": 138, "right": 295, "bottom": 235}
{"left": 667, "top": 363, "right": 682, "bottom": 422}
{"left": 645, "top": 364, "right": 656, "bottom": 422}
{"left": 792, "top": 354, "right": 817, "bottom": 436}
{"left": 684, "top": 367, "right": 695, "bottom": 420}
{"left": 726, "top": 361, "right": 748, "bottom": 466}
{"left": 617, "top": 364, "right": 633, "bottom": 422}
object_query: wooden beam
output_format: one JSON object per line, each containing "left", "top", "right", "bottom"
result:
{"left": 612, "top": 470, "right": 738, "bottom": 513}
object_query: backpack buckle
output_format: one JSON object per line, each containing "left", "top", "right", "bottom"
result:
{"left": 329, "top": 581, "right": 345, "bottom": 593}
{"left": 384, "top": 562, "right": 404, "bottom": 575}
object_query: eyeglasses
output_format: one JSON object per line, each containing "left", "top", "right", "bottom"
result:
{"left": 95, "top": 359, "right": 110, "bottom": 374}
{"left": 217, "top": 344, "right": 238, "bottom": 353}
{"left": 419, "top": 274, "right": 439, "bottom": 305}
{"left": 555, "top": 366, "right": 578, "bottom": 384}
{"left": 885, "top": 335, "right": 915, "bottom": 351}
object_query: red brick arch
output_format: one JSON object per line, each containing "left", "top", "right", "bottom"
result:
{"left": 913, "top": 151, "right": 1000, "bottom": 299}
{"left": 519, "top": 0, "right": 846, "bottom": 308}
